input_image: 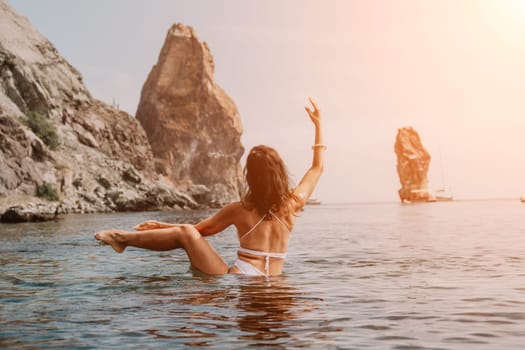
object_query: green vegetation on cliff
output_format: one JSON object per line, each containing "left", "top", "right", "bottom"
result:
{"left": 23, "top": 112, "right": 60, "bottom": 150}
{"left": 35, "top": 182, "right": 59, "bottom": 201}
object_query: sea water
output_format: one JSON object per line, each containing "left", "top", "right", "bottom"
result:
{"left": 1, "top": 200, "right": 525, "bottom": 349}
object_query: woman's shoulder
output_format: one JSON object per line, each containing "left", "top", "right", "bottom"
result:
{"left": 214, "top": 202, "right": 249, "bottom": 226}
{"left": 222, "top": 201, "right": 251, "bottom": 214}
{"left": 222, "top": 201, "right": 243, "bottom": 210}
{"left": 223, "top": 201, "right": 260, "bottom": 228}
{"left": 288, "top": 188, "right": 307, "bottom": 211}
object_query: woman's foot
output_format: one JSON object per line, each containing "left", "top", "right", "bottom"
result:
{"left": 94, "top": 230, "right": 127, "bottom": 253}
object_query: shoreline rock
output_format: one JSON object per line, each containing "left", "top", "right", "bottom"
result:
{"left": 394, "top": 127, "right": 432, "bottom": 203}
{"left": 0, "top": 2, "right": 217, "bottom": 222}
{"left": 136, "top": 23, "right": 244, "bottom": 207}
{"left": 1, "top": 203, "right": 58, "bottom": 223}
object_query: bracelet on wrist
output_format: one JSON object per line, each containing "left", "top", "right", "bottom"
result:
{"left": 312, "top": 144, "right": 327, "bottom": 150}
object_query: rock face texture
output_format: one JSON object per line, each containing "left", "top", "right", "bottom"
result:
{"left": 394, "top": 127, "right": 432, "bottom": 202}
{"left": 136, "top": 24, "right": 244, "bottom": 206}
{"left": 0, "top": 1, "right": 196, "bottom": 221}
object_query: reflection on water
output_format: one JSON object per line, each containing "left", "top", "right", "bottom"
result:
{"left": 2, "top": 201, "right": 525, "bottom": 348}
{"left": 236, "top": 277, "right": 318, "bottom": 346}
{"left": 157, "top": 275, "right": 320, "bottom": 348}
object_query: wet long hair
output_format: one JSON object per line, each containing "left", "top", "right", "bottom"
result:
{"left": 242, "top": 145, "right": 296, "bottom": 217}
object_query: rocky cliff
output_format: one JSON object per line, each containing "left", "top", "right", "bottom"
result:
{"left": 394, "top": 127, "right": 432, "bottom": 203}
{"left": 0, "top": 1, "right": 196, "bottom": 222}
{"left": 136, "top": 24, "right": 244, "bottom": 207}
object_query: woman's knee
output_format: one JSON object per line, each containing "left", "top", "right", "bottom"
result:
{"left": 178, "top": 224, "right": 201, "bottom": 244}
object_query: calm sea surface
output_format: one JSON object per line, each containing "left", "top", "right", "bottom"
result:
{"left": 1, "top": 200, "right": 525, "bottom": 349}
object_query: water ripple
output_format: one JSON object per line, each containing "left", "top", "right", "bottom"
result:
{"left": 2, "top": 202, "right": 525, "bottom": 348}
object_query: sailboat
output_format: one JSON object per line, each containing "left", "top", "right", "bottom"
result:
{"left": 306, "top": 198, "right": 322, "bottom": 205}
{"left": 433, "top": 143, "right": 453, "bottom": 202}
{"left": 434, "top": 188, "right": 453, "bottom": 201}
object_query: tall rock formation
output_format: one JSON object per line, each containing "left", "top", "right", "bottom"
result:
{"left": 394, "top": 127, "right": 432, "bottom": 203}
{"left": 0, "top": 1, "right": 195, "bottom": 221}
{"left": 136, "top": 24, "right": 244, "bottom": 207}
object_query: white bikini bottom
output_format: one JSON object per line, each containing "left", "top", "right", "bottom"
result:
{"left": 232, "top": 258, "right": 266, "bottom": 276}
{"left": 233, "top": 247, "right": 287, "bottom": 276}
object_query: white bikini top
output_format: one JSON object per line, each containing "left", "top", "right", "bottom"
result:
{"left": 237, "top": 210, "right": 290, "bottom": 274}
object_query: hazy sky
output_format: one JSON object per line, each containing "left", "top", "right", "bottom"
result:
{"left": 9, "top": 0, "right": 525, "bottom": 202}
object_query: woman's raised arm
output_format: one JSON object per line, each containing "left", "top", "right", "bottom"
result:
{"left": 293, "top": 97, "right": 325, "bottom": 205}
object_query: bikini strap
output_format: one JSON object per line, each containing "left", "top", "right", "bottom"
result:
{"left": 268, "top": 210, "right": 291, "bottom": 232}
{"left": 239, "top": 213, "right": 267, "bottom": 240}
{"left": 237, "top": 247, "right": 287, "bottom": 259}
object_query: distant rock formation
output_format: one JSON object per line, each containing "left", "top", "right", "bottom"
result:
{"left": 0, "top": 1, "right": 196, "bottom": 221}
{"left": 394, "top": 127, "right": 432, "bottom": 202}
{"left": 136, "top": 24, "right": 244, "bottom": 207}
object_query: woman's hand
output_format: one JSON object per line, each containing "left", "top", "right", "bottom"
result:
{"left": 293, "top": 97, "right": 325, "bottom": 212}
{"left": 304, "top": 97, "right": 321, "bottom": 127}
{"left": 133, "top": 220, "right": 166, "bottom": 231}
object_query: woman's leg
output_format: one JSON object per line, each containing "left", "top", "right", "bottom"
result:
{"left": 94, "top": 225, "right": 229, "bottom": 275}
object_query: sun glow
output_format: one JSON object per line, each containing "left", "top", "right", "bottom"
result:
{"left": 505, "top": 0, "right": 525, "bottom": 15}
{"left": 487, "top": 0, "right": 525, "bottom": 32}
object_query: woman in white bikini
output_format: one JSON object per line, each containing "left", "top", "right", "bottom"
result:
{"left": 94, "top": 97, "right": 324, "bottom": 277}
